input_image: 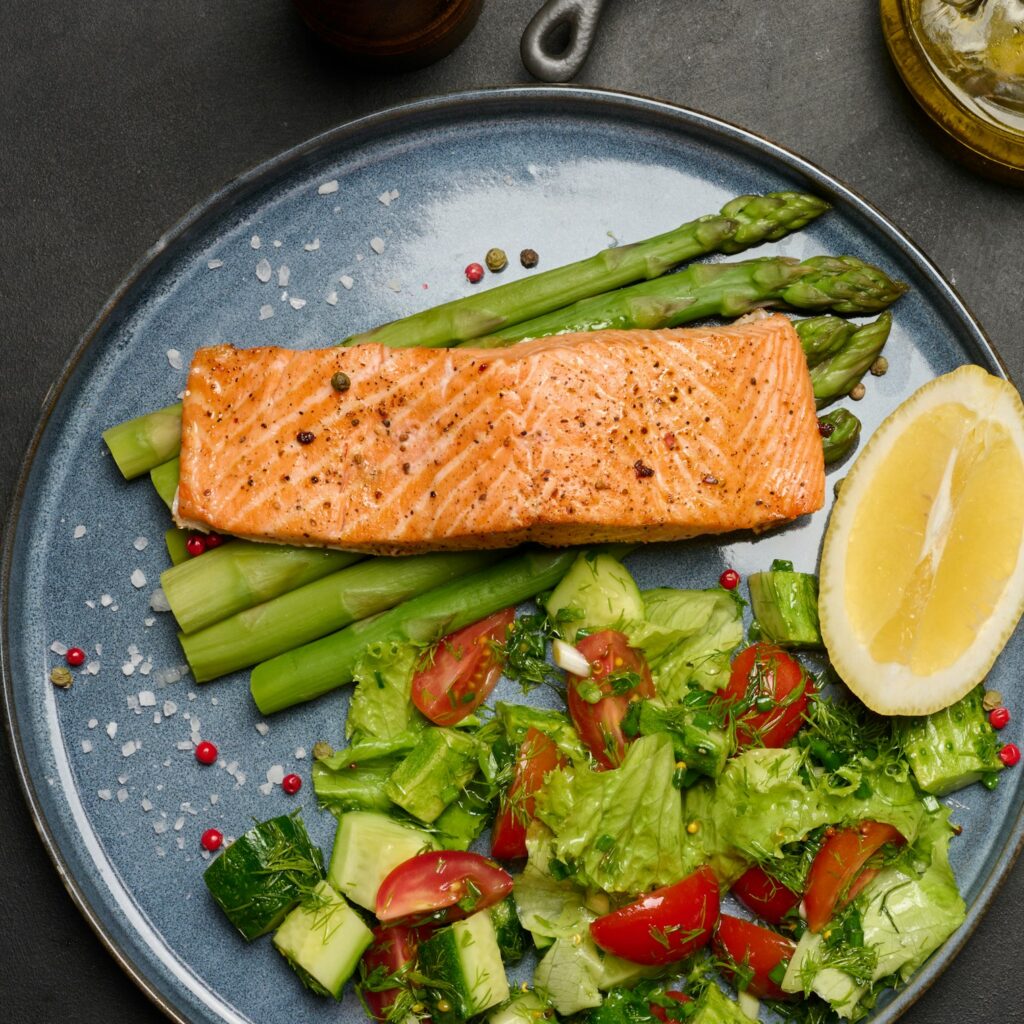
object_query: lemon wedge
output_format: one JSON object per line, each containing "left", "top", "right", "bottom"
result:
{"left": 819, "top": 364, "right": 1024, "bottom": 715}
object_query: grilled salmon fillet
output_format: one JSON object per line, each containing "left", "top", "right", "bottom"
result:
{"left": 176, "top": 315, "right": 825, "bottom": 554}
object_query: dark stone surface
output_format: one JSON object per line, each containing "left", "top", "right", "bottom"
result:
{"left": 0, "top": 1, "right": 1021, "bottom": 1022}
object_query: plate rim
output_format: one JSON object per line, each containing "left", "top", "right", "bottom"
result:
{"left": 2, "top": 83, "right": 1021, "bottom": 1024}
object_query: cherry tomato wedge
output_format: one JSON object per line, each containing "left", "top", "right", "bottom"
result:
{"left": 358, "top": 924, "right": 424, "bottom": 1021}
{"left": 712, "top": 914, "right": 797, "bottom": 1001}
{"left": 649, "top": 992, "right": 692, "bottom": 1022}
{"left": 804, "top": 821, "right": 905, "bottom": 932}
{"left": 589, "top": 865, "right": 719, "bottom": 965}
{"left": 376, "top": 850, "right": 514, "bottom": 924}
{"left": 731, "top": 865, "right": 800, "bottom": 925}
{"left": 719, "top": 643, "right": 814, "bottom": 749}
{"left": 567, "top": 630, "right": 656, "bottom": 770}
{"left": 411, "top": 608, "right": 515, "bottom": 726}
{"left": 491, "top": 728, "right": 566, "bottom": 860}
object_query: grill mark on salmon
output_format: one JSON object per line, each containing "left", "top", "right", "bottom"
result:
{"left": 176, "top": 315, "right": 825, "bottom": 553}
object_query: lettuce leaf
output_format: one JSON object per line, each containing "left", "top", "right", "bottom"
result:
{"left": 346, "top": 641, "right": 427, "bottom": 744}
{"left": 631, "top": 588, "right": 744, "bottom": 698}
{"left": 513, "top": 826, "right": 592, "bottom": 945}
{"left": 534, "top": 733, "right": 688, "bottom": 894}
{"left": 689, "top": 748, "right": 930, "bottom": 886}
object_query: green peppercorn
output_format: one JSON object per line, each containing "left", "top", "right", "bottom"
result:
{"left": 485, "top": 247, "right": 507, "bottom": 273}
{"left": 520, "top": 248, "right": 539, "bottom": 269}
{"left": 331, "top": 371, "right": 351, "bottom": 393}
{"left": 50, "top": 666, "right": 73, "bottom": 688}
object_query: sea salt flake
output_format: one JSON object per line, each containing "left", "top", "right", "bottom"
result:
{"left": 163, "top": 700, "right": 177, "bottom": 717}
{"left": 156, "top": 847, "right": 166, "bottom": 858}
{"left": 81, "top": 740, "right": 93, "bottom": 753}
{"left": 225, "top": 760, "right": 239, "bottom": 776}
{"left": 153, "top": 712, "right": 161, "bottom": 724}
{"left": 118, "top": 774, "right": 128, "bottom": 785}
{"left": 140, "top": 661, "right": 152, "bottom": 676}
{"left": 318, "top": 179, "right": 339, "bottom": 195}
{"left": 144, "top": 617, "right": 155, "bottom": 627}
{"left": 73, "top": 525, "right": 87, "bottom": 539}
{"left": 86, "top": 661, "right": 100, "bottom": 675}
{"left": 273, "top": 239, "right": 282, "bottom": 248}
{"left": 295, "top": 747, "right": 307, "bottom": 760}
{"left": 149, "top": 588, "right": 171, "bottom": 612}
{"left": 131, "top": 568, "right": 147, "bottom": 589}
{"left": 356, "top": 253, "right": 365, "bottom": 262}
{"left": 87, "top": 719, "right": 98, "bottom": 729}
{"left": 250, "top": 234, "right": 261, "bottom": 249}
{"left": 176, "top": 837, "right": 186, "bottom": 850}
{"left": 339, "top": 275, "right": 354, "bottom": 290}
{"left": 266, "top": 765, "right": 286, "bottom": 785}
{"left": 325, "top": 291, "right": 338, "bottom": 306}
{"left": 117, "top": 788, "right": 129, "bottom": 803}
{"left": 207, "top": 259, "right": 224, "bottom": 270}
{"left": 370, "top": 237, "right": 385, "bottom": 255}
{"left": 255, "top": 722, "right": 270, "bottom": 737}
{"left": 211, "top": 697, "right": 219, "bottom": 706}
{"left": 173, "top": 816, "right": 185, "bottom": 832}
{"left": 154, "top": 819, "right": 168, "bottom": 835}
{"left": 126, "top": 694, "right": 139, "bottom": 710}
{"left": 255, "top": 258, "right": 272, "bottom": 283}
{"left": 304, "top": 238, "right": 321, "bottom": 252}
{"left": 386, "top": 279, "right": 401, "bottom": 293}
{"left": 133, "top": 536, "right": 149, "bottom": 551}
{"left": 122, "top": 662, "right": 135, "bottom": 677}
{"left": 258, "top": 781, "right": 274, "bottom": 796}
{"left": 100, "top": 594, "right": 114, "bottom": 607}
{"left": 138, "top": 690, "right": 156, "bottom": 708}
{"left": 106, "top": 722, "right": 118, "bottom": 739}
{"left": 122, "top": 740, "right": 139, "bottom": 757}
{"left": 141, "top": 798, "right": 153, "bottom": 812}
{"left": 289, "top": 297, "right": 307, "bottom": 310}
{"left": 377, "top": 188, "right": 400, "bottom": 206}
{"left": 176, "top": 740, "right": 193, "bottom": 751}
{"left": 85, "top": 600, "right": 96, "bottom": 609}
{"left": 277, "top": 265, "right": 290, "bottom": 287}
{"left": 234, "top": 772, "right": 246, "bottom": 786}
{"left": 166, "top": 349, "right": 184, "bottom": 370}
{"left": 210, "top": 793, "right": 219, "bottom": 805}
{"left": 50, "top": 641, "right": 68, "bottom": 655}
{"left": 95, "top": 643, "right": 103, "bottom": 656}
{"left": 98, "top": 789, "right": 113, "bottom": 801}
{"left": 259, "top": 304, "right": 274, "bottom": 321}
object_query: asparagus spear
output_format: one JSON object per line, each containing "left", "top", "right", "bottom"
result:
{"left": 161, "top": 542, "right": 362, "bottom": 635}
{"left": 103, "top": 403, "right": 183, "bottom": 480}
{"left": 811, "top": 312, "right": 893, "bottom": 409}
{"left": 165, "top": 528, "right": 190, "bottom": 566}
{"left": 250, "top": 548, "right": 585, "bottom": 715}
{"left": 819, "top": 408, "right": 862, "bottom": 465}
{"left": 793, "top": 316, "right": 856, "bottom": 368}
{"left": 150, "top": 457, "right": 180, "bottom": 509}
{"left": 468, "top": 256, "right": 906, "bottom": 347}
{"left": 343, "top": 193, "right": 829, "bottom": 349}
{"left": 182, "top": 551, "right": 498, "bottom": 682}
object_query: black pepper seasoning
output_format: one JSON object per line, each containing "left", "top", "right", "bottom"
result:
{"left": 633, "top": 460, "right": 655, "bottom": 479}
{"left": 331, "top": 371, "right": 351, "bottom": 392}
{"left": 297, "top": 430, "right": 315, "bottom": 445}
{"left": 520, "top": 248, "right": 539, "bottom": 269}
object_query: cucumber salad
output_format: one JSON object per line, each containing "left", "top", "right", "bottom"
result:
{"left": 202, "top": 551, "right": 1007, "bottom": 1024}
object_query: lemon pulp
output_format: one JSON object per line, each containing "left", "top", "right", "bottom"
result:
{"left": 845, "top": 404, "right": 1024, "bottom": 675}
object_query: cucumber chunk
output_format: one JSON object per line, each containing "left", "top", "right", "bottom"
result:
{"left": 748, "top": 560, "right": 822, "bottom": 648}
{"left": 544, "top": 553, "right": 644, "bottom": 641}
{"left": 488, "top": 990, "right": 553, "bottom": 1024}
{"left": 203, "top": 813, "right": 324, "bottom": 940}
{"left": 273, "top": 880, "right": 374, "bottom": 999}
{"left": 489, "top": 895, "right": 525, "bottom": 963}
{"left": 327, "top": 811, "right": 436, "bottom": 911}
{"left": 419, "top": 910, "right": 510, "bottom": 1023}
{"left": 385, "top": 728, "right": 480, "bottom": 823}
{"left": 896, "top": 685, "right": 1005, "bottom": 795}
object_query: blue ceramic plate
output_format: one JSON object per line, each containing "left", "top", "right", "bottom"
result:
{"left": 2, "top": 88, "right": 1021, "bottom": 1024}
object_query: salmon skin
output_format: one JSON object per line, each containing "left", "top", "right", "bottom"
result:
{"left": 176, "top": 315, "right": 825, "bottom": 554}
